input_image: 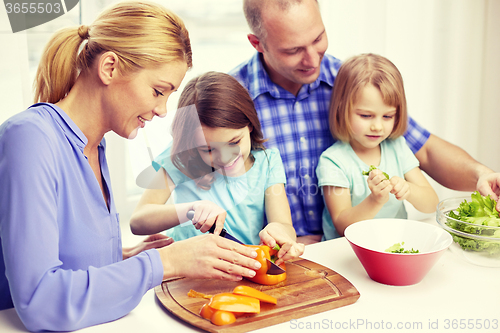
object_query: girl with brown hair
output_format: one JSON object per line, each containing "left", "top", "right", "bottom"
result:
{"left": 0, "top": 2, "right": 261, "bottom": 331}
{"left": 130, "top": 71, "right": 304, "bottom": 261}
{"left": 316, "top": 53, "right": 439, "bottom": 240}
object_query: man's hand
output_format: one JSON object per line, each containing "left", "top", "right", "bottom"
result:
{"left": 477, "top": 172, "right": 500, "bottom": 211}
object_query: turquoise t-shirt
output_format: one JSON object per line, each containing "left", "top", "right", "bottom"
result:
{"left": 316, "top": 137, "right": 420, "bottom": 240}
{"left": 153, "top": 146, "right": 286, "bottom": 245}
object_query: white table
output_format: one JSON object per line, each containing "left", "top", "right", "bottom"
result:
{"left": 1, "top": 219, "right": 499, "bottom": 333}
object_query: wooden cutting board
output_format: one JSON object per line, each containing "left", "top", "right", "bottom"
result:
{"left": 155, "top": 257, "right": 360, "bottom": 333}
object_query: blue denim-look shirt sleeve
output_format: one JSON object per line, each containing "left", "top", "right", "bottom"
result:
{"left": 0, "top": 107, "right": 163, "bottom": 331}
{"left": 404, "top": 117, "right": 431, "bottom": 154}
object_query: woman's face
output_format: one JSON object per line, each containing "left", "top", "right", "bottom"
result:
{"left": 107, "top": 61, "right": 187, "bottom": 139}
{"left": 194, "top": 125, "right": 253, "bottom": 177}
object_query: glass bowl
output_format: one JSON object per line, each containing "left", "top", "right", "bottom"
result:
{"left": 344, "top": 219, "right": 452, "bottom": 286}
{"left": 436, "top": 196, "right": 500, "bottom": 267}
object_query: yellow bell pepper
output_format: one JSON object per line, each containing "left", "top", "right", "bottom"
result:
{"left": 245, "top": 245, "right": 287, "bottom": 285}
{"left": 207, "top": 293, "right": 260, "bottom": 313}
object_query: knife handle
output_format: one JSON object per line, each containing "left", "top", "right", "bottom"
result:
{"left": 187, "top": 210, "right": 226, "bottom": 236}
{"left": 208, "top": 222, "right": 227, "bottom": 237}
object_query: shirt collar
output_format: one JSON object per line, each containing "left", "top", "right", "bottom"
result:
{"left": 30, "top": 103, "right": 105, "bottom": 151}
{"left": 247, "top": 52, "right": 334, "bottom": 99}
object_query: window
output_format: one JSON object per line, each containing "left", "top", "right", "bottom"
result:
{"left": 0, "top": 3, "right": 80, "bottom": 123}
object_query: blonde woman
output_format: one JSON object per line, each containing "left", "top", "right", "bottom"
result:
{"left": 316, "top": 54, "right": 439, "bottom": 240}
{"left": 0, "top": 2, "right": 260, "bottom": 331}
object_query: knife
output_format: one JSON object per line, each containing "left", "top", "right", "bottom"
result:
{"left": 186, "top": 210, "right": 285, "bottom": 275}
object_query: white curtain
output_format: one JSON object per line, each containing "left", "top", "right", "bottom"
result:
{"left": 321, "top": 0, "right": 500, "bottom": 202}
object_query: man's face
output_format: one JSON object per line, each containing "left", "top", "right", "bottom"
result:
{"left": 257, "top": 0, "right": 328, "bottom": 95}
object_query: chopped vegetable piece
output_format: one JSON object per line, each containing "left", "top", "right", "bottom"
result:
{"left": 362, "top": 165, "right": 389, "bottom": 179}
{"left": 232, "top": 285, "right": 278, "bottom": 305}
{"left": 208, "top": 293, "right": 260, "bottom": 313}
{"left": 188, "top": 289, "right": 212, "bottom": 299}
{"left": 385, "top": 242, "right": 419, "bottom": 253}
{"left": 211, "top": 310, "right": 236, "bottom": 326}
{"left": 245, "top": 245, "right": 287, "bottom": 285}
{"left": 199, "top": 303, "right": 215, "bottom": 320}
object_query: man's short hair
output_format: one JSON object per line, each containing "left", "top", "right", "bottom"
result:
{"left": 243, "top": 0, "right": 315, "bottom": 44}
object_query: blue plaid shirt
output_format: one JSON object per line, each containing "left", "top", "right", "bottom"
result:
{"left": 229, "top": 52, "right": 430, "bottom": 237}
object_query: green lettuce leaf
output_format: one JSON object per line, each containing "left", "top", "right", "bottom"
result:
{"left": 362, "top": 165, "right": 389, "bottom": 180}
{"left": 445, "top": 191, "right": 500, "bottom": 255}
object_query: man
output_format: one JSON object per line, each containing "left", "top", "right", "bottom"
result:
{"left": 230, "top": 0, "right": 500, "bottom": 244}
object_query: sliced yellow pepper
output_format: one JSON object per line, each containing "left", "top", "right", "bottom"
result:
{"left": 232, "top": 285, "right": 277, "bottom": 304}
{"left": 207, "top": 293, "right": 260, "bottom": 313}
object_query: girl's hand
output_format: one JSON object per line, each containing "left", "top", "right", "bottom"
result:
{"left": 123, "top": 234, "right": 174, "bottom": 260}
{"left": 273, "top": 241, "right": 305, "bottom": 266}
{"left": 259, "top": 226, "right": 305, "bottom": 266}
{"left": 367, "top": 169, "right": 393, "bottom": 204}
{"left": 389, "top": 176, "right": 411, "bottom": 201}
{"left": 191, "top": 200, "right": 227, "bottom": 235}
{"left": 158, "top": 234, "right": 261, "bottom": 281}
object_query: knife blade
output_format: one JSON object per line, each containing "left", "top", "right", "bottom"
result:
{"left": 186, "top": 210, "right": 285, "bottom": 275}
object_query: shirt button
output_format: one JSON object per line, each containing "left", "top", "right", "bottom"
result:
{"left": 308, "top": 210, "right": 314, "bottom": 216}
{"left": 304, "top": 174, "right": 310, "bottom": 180}
{"left": 300, "top": 137, "right": 306, "bottom": 143}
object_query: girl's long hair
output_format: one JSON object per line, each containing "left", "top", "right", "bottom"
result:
{"left": 170, "top": 71, "right": 266, "bottom": 189}
{"left": 329, "top": 53, "right": 408, "bottom": 142}
{"left": 33, "top": 1, "right": 192, "bottom": 103}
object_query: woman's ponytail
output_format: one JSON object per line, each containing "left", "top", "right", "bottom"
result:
{"left": 33, "top": 26, "right": 88, "bottom": 103}
{"left": 33, "top": 1, "right": 192, "bottom": 104}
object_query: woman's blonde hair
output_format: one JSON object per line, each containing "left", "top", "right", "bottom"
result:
{"left": 170, "top": 71, "right": 266, "bottom": 189}
{"left": 34, "top": 1, "right": 192, "bottom": 104}
{"left": 329, "top": 53, "right": 407, "bottom": 142}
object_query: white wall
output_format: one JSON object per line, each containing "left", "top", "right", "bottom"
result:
{"left": 321, "top": 0, "right": 500, "bottom": 203}
{"left": 0, "top": 9, "right": 31, "bottom": 123}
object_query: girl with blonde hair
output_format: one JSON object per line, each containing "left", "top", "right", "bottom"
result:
{"left": 0, "top": 2, "right": 261, "bottom": 331}
{"left": 316, "top": 53, "right": 439, "bottom": 240}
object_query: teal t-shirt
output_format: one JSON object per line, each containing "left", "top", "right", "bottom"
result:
{"left": 153, "top": 146, "right": 286, "bottom": 245}
{"left": 316, "top": 137, "right": 420, "bottom": 240}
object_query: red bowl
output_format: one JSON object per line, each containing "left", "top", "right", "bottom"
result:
{"left": 344, "top": 219, "right": 452, "bottom": 286}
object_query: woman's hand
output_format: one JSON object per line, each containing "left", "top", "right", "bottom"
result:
{"left": 259, "top": 224, "right": 305, "bottom": 266}
{"left": 191, "top": 200, "right": 227, "bottom": 235}
{"left": 123, "top": 234, "right": 174, "bottom": 260}
{"left": 389, "top": 176, "right": 411, "bottom": 201}
{"left": 157, "top": 234, "right": 261, "bottom": 281}
{"left": 367, "top": 169, "right": 393, "bottom": 204}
